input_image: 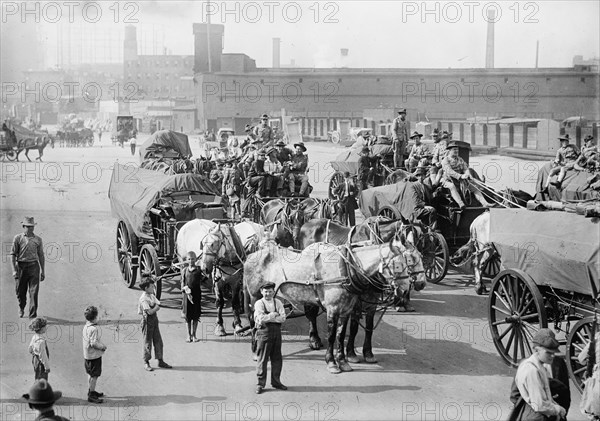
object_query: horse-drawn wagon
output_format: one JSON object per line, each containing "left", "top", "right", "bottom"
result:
{"left": 1, "top": 120, "right": 53, "bottom": 161}
{"left": 484, "top": 207, "right": 599, "bottom": 392}
{"left": 108, "top": 163, "right": 225, "bottom": 299}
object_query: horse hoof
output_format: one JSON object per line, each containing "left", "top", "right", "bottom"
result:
{"left": 364, "top": 356, "right": 378, "bottom": 364}
{"left": 252, "top": 354, "right": 258, "bottom": 362}
{"left": 338, "top": 360, "right": 353, "bottom": 372}
{"left": 309, "top": 339, "right": 322, "bottom": 350}
{"left": 396, "top": 306, "right": 407, "bottom": 313}
{"left": 475, "top": 284, "right": 488, "bottom": 295}
{"left": 404, "top": 305, "right": 416, "bottom": 312}
{"left": 347, "top": 355, "right": 361, "bottom": 364}
{"left": 214, "top": 325, "right": 227, "bottom": 336}
{"left": 327, "top": 362, "right": 341, "bottom": 374}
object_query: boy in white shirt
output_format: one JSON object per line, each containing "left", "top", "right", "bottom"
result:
{"left": 28, "top": 317, "right": 50, "bottom": 381}
{"left": 82, "top": 305, "right": 107, "bottom": 403}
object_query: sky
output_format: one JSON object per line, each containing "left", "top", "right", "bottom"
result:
{"left": 19, "top": 0, "right": 600, "bottom": 69}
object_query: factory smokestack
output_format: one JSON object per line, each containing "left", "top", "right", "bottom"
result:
{"left": 485, "top": 10, "right": 495, "bottom": 68}
{"left": 272, "top": 38, "right": 280, "bottom": 69}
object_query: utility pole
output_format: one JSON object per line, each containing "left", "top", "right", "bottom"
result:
{"left": 206, "top": 0, "right": 212, "bottom": 73}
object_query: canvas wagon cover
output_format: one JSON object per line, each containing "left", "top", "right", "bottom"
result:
{"left": 108, "top": 163, "right": 220, "bottom": 238}
{"left": 139, "top": 130, "right": 192, "bottom": 160}
{"left": 535, "top": 162, "right": 599, "bottom": 202}
{"left": 489, "top": 208, "right": 600, "bottom": 295}
{"left": 358, "top": 181, "right": 422, "bottom": 221}
{"left": 5, "top": 122, "right": 44, "bottom": 142}
{"left": 330, "top": 143, "right": 394, "bottom": 174}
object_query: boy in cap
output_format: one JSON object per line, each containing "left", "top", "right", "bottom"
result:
{"left": 22, "top": 379, "right": 69, "bottom": 421}
{"left": 138, "top": 276, "right": 172, "bottom": 372}
{"left": 82, "top": 305, "right": 107, "bottom": 403}
{"left": 512, "top": 329, "right": 567, "bottom": 420}
{"left": 254, "top": 282, "right": 287, "bottom": 394}
{"left": 11, "top": 216, "right": 45, "bottom": 318}
{"left": 28, "top": 317, "right": 50, "bottom": 381}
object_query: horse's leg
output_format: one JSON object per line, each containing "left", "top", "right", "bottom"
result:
{"left": 231, "top": 278, "right": 244, "bottom": 334}
{"left": 213, "top": 280, "right": 227, "bottom": 336}
{"left": 305, "top": 304, "right": 323, "bottom": 350}
{"left": 346, "top": 314, "right": 361, "bottom": 363}
{"left": 362, "top": 307, "right": 378, "bottom": 363}
{"left": 25, "top": 149, "right": 32, "bottom": 162}
{"left": 325, "top": 312, "right": 341, "bottom": 374}
{"left": 37, "top": 146, "right": 43, "bottom": 161}
{"left": 336, "top": 316, "right": 353, "bottom": 372}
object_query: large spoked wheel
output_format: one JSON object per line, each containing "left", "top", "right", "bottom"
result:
{"left": 377, "top": 205, "right": 400, "bottom": 220}
{"left": 139, "top": 244, "right": 162, "bottom": 299}
{"left": 419, "top": 232, "right": 449, "bottom": 284}
{"left": 331, "top": 131, "right": 341, "bottom": 144}
{"left": 328, "top": 171, "right": 344, "bottom": 200}
{"left": 116, "top": 221, "right": 138, "bottom": 288}
{"left": 488, "top": 269, "right": 547, "bottom": 367}
{"left": 566, "top": 317, "right": 595, "bottom": 393}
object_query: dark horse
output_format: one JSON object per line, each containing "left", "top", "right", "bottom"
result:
{"left": 244, "top": 237, "right": 419, "bottom": 373}
{"left": 298, "top": 217, "right": 427, "bottom": 363}
{"left": 15, "top": 136, "right": 52, "bottom": 162}
{"left": 259, "top": 198, "right": 305, "bottom": 248}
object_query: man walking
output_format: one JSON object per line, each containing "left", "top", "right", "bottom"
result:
{"left": 11, "top": 217, "right": 45, "bottom": 318}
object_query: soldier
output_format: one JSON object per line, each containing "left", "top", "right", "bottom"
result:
{"left": 288, "top": 142, "right": 309, "bottom": 197}
{"left": 254, "top": 114, "right": 274, "bottom": 147}
{"left": 405, "top": 131, "right": 429, "bottom": 172}
{"left": 247, "top": 150, "right": 268, "bottom": 198}
{"left": 240, "top": 124, "right": 255, "bottom": 150}
{"left": 411, "top": 164, "right": 438, "bottom": 231}
{"left": 264, "top": 147, "right": 285, "bottom": 197}
{"left": 358, "top": 146, "right": 373, "bottom": 190}
{"left": 576, "top": 135, "right": 598, "bottom": 171}
{"left": 222, "top": 158, "right": 243, "bottom": 219}
{"left": 392, "top": 109, "right": 409, "bottom": 168}
{"left": 432, "top": 131, "right": 450, "bottom": 168}
{"left": 543, "top": 134, "right": 580, "bottom": 191}
{"left": 441, "top": 142, "right": 492, "bottom": 209}
{"left": 336, "top": 171, "right": 358, "bottom": 226}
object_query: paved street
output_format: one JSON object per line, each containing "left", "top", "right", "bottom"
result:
{"left": 0, "top": 139, "right": 582, "bottom": 420}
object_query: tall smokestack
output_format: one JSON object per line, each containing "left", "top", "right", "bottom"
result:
{"left": 272, "top": 38, "right": 280, "bottom": 69}
{"left": 485, "top": 10, "right": 495, "bottom": 68}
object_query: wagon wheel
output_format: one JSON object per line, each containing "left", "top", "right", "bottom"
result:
{"left": 6, "top": 150, "right": 17, "bottom": 161}
{"left": 566, "top": 317, "right": 595, "bottom": 393}
{"left": 328, "top": 171, "right": 344, "bottom": 200}
{"left": 331, "top": 131, "right": 341, "bottom": 144}
{"left": 377, "top": 205, "right": 400, "bottom": 220}
{"left": 482, "top": 251, "right": 502, "bottom": 279}
{"left": 488, "top": 269, "right": 547, "bottom": 367}
{"left": 116, "top": 221, "right": 138, "bottom": 288}
{"left": 418, "top": 231, "right": 449, "bottom": 284}
{"left": 139, "top": 244, "right": 162, "bottom": 300}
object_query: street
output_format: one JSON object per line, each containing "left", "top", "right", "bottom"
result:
{"left": 0, "top": 138, "right": 582, "bottom": 421}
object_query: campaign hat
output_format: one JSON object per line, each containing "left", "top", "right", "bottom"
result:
{"left": 293, "top": 142, "right": 307, "bottom": 152}
{"left": 413, "top": 162, "right": 430, "bottom": 175}
{"left": 22, "top": 216, "right": 37, "bottom": 226}
{"left": 584, "top": 135, "right": 595, "bottom": 142}
{"left": 446, "top": 141, "right": 460, "bottom": 149}
{"left": 397, "top": 109, "right": 407, "bottom": 114}
{"left": 410, "top": 131, "right": 423, "bottom": 139}
{"left": 22, "top": 379, "right": 62, "bottom": 405}
{"left": 558, "top": 134, "right": 570, "bottom": 142}
{"left": 275, "top": 140, "right": 287, "bottom": 147}
{"left": 260, "top": 114, "right": 269, "bottom": 120}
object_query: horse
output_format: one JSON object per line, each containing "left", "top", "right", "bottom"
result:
{"left": 244, "top": 237, "right": 418, "bottom": 374}
{"left": 259, "top": 199, "right": 304, "bottom": 248}
{"left": 449, "top": 189, "right": 533, "bottom": 294}
{"left": 176, "top": 219, "right": 274, "bottom": 336}
{"left": 298, "top": 217, "right": 427, "bottom": 362}
{"left": 298, "top": 197, "right": 340, "bottom": 223}
{"left": 16, "top": 136, "right": 52, "bottom": 161}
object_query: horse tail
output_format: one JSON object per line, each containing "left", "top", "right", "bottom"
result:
{"left": 450, "top": 239, "right": 476, "bottom": 266}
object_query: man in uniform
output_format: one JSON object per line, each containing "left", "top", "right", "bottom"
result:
{"left": 392, "top": 109, "right": 409, "bottom": 168}
{"left": 576, "top": 135, "right": 598, "bottom": 171}
{"left": 336, "top": 171, "right": 358, "bottom": 226}
{"left": 358, "top": 146, "right": 373, "bottom": 190}
{"left": 543, "top": 134, "right": 580, "bottom": 191}
{"left": 405, "top": 131, "right": 429, "bottom": 172}
{"left": 247, "top": 150, "right": 268, "bottom": 199}
{"left": 441, "top": 142, "right": 492, "bottom": 209}
{"left": 432, "top": 131, "right": 449, "bottom": 168}
{"left": 11, "top": 217, "right": 45, "bottom": 318}
{"left": 288, "top": 142, "right": 309, "bottom": 197}
{"left": 264, "top": 147, "right": 285, "bottom": 197}
{"left": 254, "top": 114, "right": 274, "bottom": 148}
{"left": 412, "top": 164, "right": 438, "bottom": 231}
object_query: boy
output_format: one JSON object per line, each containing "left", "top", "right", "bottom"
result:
{"left": 28, "top": 317, "right": 50, "bottom": 381}
{"left": 138, "top": 276, "right": 172, "bottom": 372}
{"left": 254, "top": 282, "right": 287, "bottom": 394}
{"left": 83, "top": 305, "right": 107, "bottom": 403}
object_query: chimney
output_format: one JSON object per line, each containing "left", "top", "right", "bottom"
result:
{"left": 485, "top": 10, "right": 495, "bottom": 68}
{"left": 272, "top": 38, "right": 281, "bottom": 68}
{"left": 340, "top": 48, "right": 349, "bottom": 68}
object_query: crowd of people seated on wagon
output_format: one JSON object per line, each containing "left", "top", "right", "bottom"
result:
{"left": 542, "top": 134, "right": 599, "bottom": 193}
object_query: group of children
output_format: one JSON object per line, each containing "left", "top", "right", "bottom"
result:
{"left": 26, "top": 269, "right": 178, "bottom": 405}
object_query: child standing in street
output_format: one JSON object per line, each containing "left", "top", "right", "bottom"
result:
{"left": 138, "top": 276, "right": 172, "bottom": 371}
{"left": 181, "top": 252, "right": 203, "bottom": 343}
{"left": 28, "top": 317, "right": 50, "bottom": 381}
{"left": 82, "top": 305, "right": 107, "bottom": 404}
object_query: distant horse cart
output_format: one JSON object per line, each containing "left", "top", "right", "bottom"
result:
{"left": 1, "top": 120, "right": 53, "bottom": 161}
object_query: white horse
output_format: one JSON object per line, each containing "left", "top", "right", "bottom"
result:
{"left": 450, "top": 211, "right": 496, "bottom": 295}
{"left": 177, "top": 219, "right": 275, "bottom": 335}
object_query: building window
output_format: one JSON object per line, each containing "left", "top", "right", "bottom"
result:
{"left": 581, "top": 77, "right": 586, "bottom": 83}
{"left": 376, "top": 78, "right": 380, "bottom": 82}
{"left": 338, "top": 78, "right": 342, "bottom": 83}
{"left": 174, "top": 61, "right": 179, "bottom": 66}
{"left": 504, "top": 78, "right": 509, "bottom": 83}
{"left": 546, "top": 77, "right": 551, "bottom": 82}
{"left": 299, "top": 78, "right": 303, "bottom": 83}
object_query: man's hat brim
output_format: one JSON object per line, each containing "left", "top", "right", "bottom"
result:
{"left": 261, "top": 282, "right": 276, "bottom": 290}
{"left": 293, "top": 143, "right": 307, "bottom": 152}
